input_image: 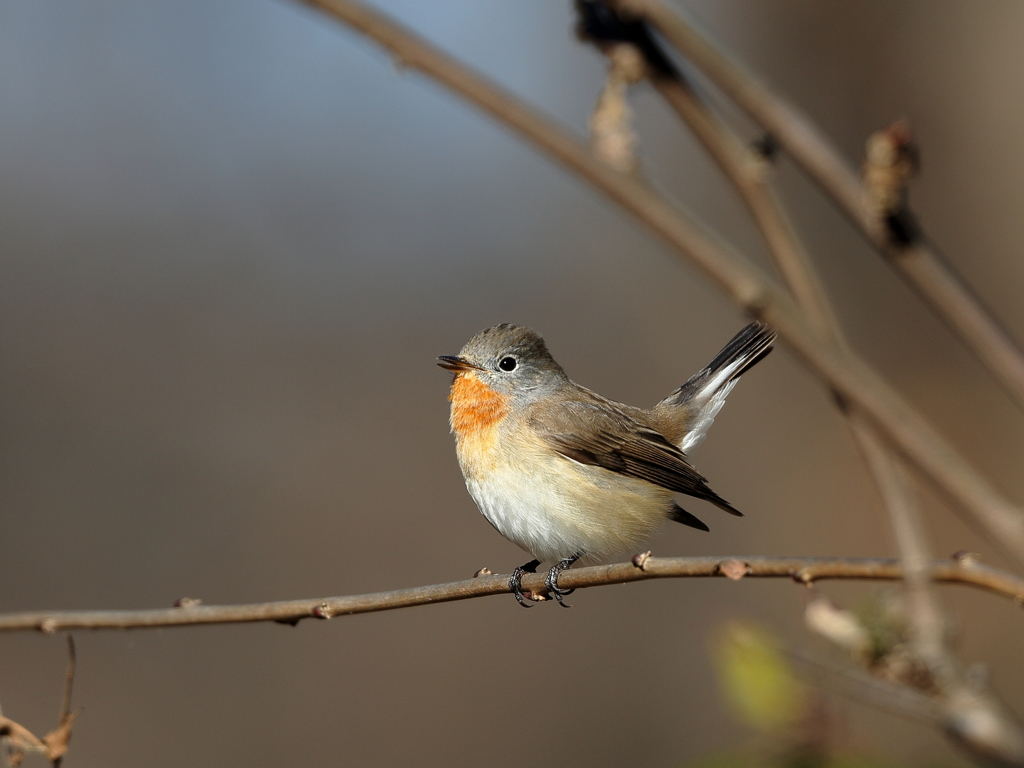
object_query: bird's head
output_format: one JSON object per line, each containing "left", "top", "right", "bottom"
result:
{"left": 438, "top": 323, "right": 568, "bottom": 400}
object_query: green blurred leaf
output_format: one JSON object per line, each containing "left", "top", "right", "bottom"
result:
{"left": 712, "top": 622, "right": 806, "bottom": 732}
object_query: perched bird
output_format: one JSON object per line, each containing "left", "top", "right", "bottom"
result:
{"left": 438, "top": 322, "right": 775, "bottom": 607}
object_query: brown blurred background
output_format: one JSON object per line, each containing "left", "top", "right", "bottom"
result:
{"left": 2, "top": 1, "right": 1023, "bottom": 765}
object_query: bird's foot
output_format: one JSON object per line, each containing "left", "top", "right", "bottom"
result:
{"left": 545, "top": 554, "right": 581, "bottom": 608}
{"left": 509, "top": 559, "right": 541, "bottom": 608}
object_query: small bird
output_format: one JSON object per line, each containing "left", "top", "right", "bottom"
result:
{"left": 438, "top": 322, "right": 775, "bottom": 607}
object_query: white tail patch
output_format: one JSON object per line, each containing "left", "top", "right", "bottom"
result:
{"left": 661, "top": 321, "right": 775, "bottom": 455}
{"left": 681, "top": 378, "right": 738, "bottom": 453}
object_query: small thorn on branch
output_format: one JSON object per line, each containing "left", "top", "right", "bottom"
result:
{"left": 631, "top": 551, "right": 652, "bottom": 570}
{"left": 716, "top": 559, "right": 749, "bottom": 581}
{"left": 473, "top": 567, "right": 492, "bottom": 578}
{"left": 173, "top": 597, "right": 202, "bottom": 608}
{"left": 789, "top": 568, "right": 813, "bottom": 586}
{"left": 951, "top": 550, "right": 980, "bottom": 567}
{"left": 311, "top": 602, "right": 332, "bottom": 620}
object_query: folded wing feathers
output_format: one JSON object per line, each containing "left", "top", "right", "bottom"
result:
{"left": 546, "top": 426, "right": 742, "bottom": 516}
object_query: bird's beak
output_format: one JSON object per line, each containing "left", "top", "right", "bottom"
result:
{"left": 437, "top": 355, "right": 482, "bottom": 373}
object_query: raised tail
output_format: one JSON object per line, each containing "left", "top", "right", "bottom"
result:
{"left": 656, "top": 322, "right": 776, "bottom": 454}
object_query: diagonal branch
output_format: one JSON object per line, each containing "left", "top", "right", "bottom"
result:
{"left": 0, "top": 556, "right": 1021, "bottom": 632}
{"left": 644, "top": 39, "right": 951, "bottom": 678}
{"left": 289, "top": 0, "right": 1024, "bottom": 563}
{"left": 640, "top": 36, "right": 948, "bottom": 690}
{"left": 633, "top": 65, "right": 1024, "bottom": 763}
{"left": 649, "top": 77, "right": 840, "bottom": 344}
{"left": 611, "top": 0, "right": 1024, "bottom": 413}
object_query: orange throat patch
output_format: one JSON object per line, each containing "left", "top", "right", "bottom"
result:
{"left": 449, "top": 373, "right": 510, "bottom": 461}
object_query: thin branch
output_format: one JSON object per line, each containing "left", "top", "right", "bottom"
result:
{"left": 613, "top": 0, "right": 1024, "bottom": 413}
{"left": 293, "top": 0, "right": 1024, "bottom": 565}
{"left": 893, "top": 243, "right": 1024, "bottom": 412}
{"left": 651, "top": 76, "right": 840, "bottom": 345}
{"left": 0, "top": 556, "right": 1021, "bottom": 633}
{"left": 642, "top": 53, "right": 946, "bottom": 667}
{"left": 0, "top": 638, "right": 81, "bottom": 767}
{"left": 649, "top": 77, "right": 933, "bottom": 603}
{"left": 58, "top": 635, "right": 75, "bottom": 723}
{"left": 43, "top": 635, "right": 78, "bottom": 768}
{"left": 651, "top": 47, "right": 950, "bottom": 680}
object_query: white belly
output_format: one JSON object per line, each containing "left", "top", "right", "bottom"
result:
{"left": 463, "top": 450, "right": 672, "bottom": 564}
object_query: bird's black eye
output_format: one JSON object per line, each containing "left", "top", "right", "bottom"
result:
{"left": 498, "top": 356, "right": 517, "bottom": 372}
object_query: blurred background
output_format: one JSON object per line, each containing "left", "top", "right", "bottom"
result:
{"left": 2, "top": 1, "right": 1023, "bottom": 765}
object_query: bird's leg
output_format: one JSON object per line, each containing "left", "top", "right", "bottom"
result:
{"left": 545, "top": 553, "right": 581, "bottom": 608}
{"left": 509, "top": 559, "right": 541, "bottom": 608}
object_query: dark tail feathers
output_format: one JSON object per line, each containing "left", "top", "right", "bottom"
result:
{"left": 664, "top": 322, "right": 776, "bottom": 407}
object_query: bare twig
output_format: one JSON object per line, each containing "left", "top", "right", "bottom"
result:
{"left": 611, "top": 0, "right": 1024, "bottom": 413}
{"left": 650, "top": 74, "right": 931, "bottom": 596}
{"left": 293, "top": 0, "right": 1024, "bottom": 565}
{"left": 651, "top": 77, "right": 840, "bottom": 345}
{"left": 58, "top": 636, "right": 75, "bottom": 724}
{"left": 44, "top": 635, "right": 78, "bottom": 768}
{"left": 0, "top": 637, "right": 80, "bottom": 767}
{"left": 891, "top": 243, "right": 1024, "bottom": 410}
{"left": 648, "top": 39, "right": 950, "bottom": 677}
{"left": 0, "top": 556, "right": 1020, "bottom": 633}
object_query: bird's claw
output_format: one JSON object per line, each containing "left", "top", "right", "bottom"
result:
{"left": 509, "top": 559, "right": 541, "bottom": 608}
{"left": 544, "top": 554, "right": 581, "bottom": 608}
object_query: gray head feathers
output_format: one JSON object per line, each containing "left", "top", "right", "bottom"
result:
{"left": 454, "top": 324, "right": 568, "bottom": 395}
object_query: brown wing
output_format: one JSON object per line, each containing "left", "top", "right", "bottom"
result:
{"left": 530, "top": 401, "right": 742, "bottom": 516}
